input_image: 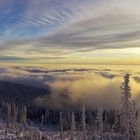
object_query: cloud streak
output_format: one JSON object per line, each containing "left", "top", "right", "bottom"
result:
{"left": 0, "top": 0, "right": 140, "bottom": 63}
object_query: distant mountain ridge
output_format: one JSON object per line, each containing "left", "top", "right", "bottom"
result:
{"left": 0, "top": 80, "right": 50, "bottom": 105}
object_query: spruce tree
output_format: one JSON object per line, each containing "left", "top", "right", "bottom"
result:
{"left": 20, "top": 105, "right": 27, "bottom": 127}
{"left": 60, "top": 112, "right": 64, "bottom": 140}
{"left": 5, "top": 103, "right": 11, "bottom": 127}
{"left": 120, "top": 74, "right": 131, "bottom": 140}
{"left": 11, "top": 102, "right": 18, "bottom": 126}
{"left": 82, "top": 104, "right": 87, "bottom": 140}
{"left": 96, "top": 105, "right": 103, "bottom": 140}
{"left": 71, "top": 112, "right": 76, "bottom": 140}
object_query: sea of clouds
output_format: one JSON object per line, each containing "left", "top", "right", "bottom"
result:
{"left": 0, "top": 65, "right": 140, "bottom": 109}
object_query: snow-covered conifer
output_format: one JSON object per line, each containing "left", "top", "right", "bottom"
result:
{"left": 96, "top": 105, "right": 103, "bottom": 140}
{"left": 11, "top": 102, "right": 18, "bottom": 126}
{"left": 5, "top": 102, "right": 11, "bottom": 127}
{"left": 120, "top": 74, "right": 131, "bottom": 140}
{"left": 20, "top": 105, "right": 27, "bottom": 127}
{"left": 60, "top": 112, "right": 64, "bottom": 140}
{"left": 71, "top": 112, "right": 76, "bottom": 140}
{"left": 82, "top": 104, "right": 87, "bottom": 140}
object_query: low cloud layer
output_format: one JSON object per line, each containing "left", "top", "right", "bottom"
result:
{"left": 0, "top": 64, "right": 139, "bottom": 109}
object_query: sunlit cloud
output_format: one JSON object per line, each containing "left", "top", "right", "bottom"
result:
{"left": 0, "top": 0, "right": 140, "bottom": 63}
{"left": 0, "top": 64, "right": 139, "bottom": 108}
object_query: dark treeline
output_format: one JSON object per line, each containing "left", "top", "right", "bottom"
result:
{"left": 27, "top": 106, "right": 116, "bottom": 129}
{"left": 0, "top": 102, "right": 116, "bottom": 129}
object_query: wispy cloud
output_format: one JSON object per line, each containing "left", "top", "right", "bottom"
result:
{"left": 0, "top": 0, "right": 140, "bottom": 63}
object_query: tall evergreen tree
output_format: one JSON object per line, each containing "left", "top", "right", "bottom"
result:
{"left": 82, "top": 104, "right": 87, "bottom": 140}
{"left": 20, "top": 105, "right": 27, "bottom": 127}
{"left": 96, "top": 105, "right": 103, "bottom": 140}
{"left": 120, "top": 74, "right": 132, "bottom": 140}
{"left": 71, "top": 112, "right": 76, "bottom": 140}
{"left": 5, "top": 103, "right": 11, "bottom": 127}
{"left": 60, "top": 112, "right": 64, "bottom": 140}
{"left": 11, "top": 102, "right": 18, "bottom": 126}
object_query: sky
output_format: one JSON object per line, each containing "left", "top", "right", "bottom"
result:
{"left": 0, "top": 0, "right": 140, "bottom": 64}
